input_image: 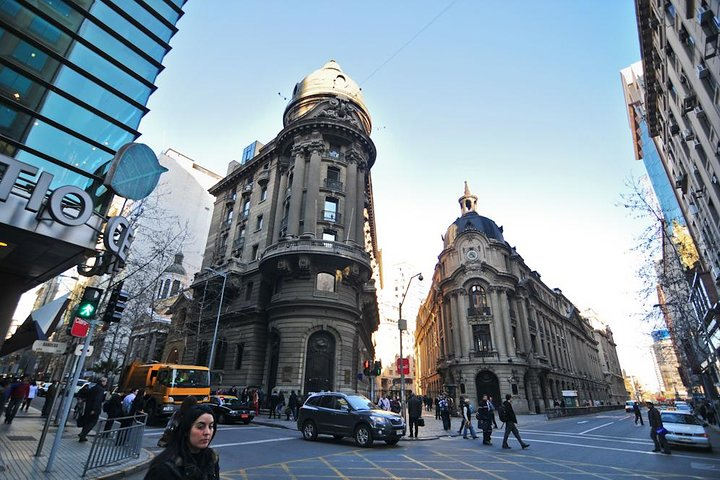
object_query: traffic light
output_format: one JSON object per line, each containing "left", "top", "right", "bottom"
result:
{"left": 363, "top": 360, "right": 371, "bottom": 376}
{"left": 102, "top": 281, "right": 128, "bottom": 323}
{"left": 372, "top": 360, "right": 382, "bottom": 376}
{"left": 76, "top": 287, "right": 103, "bottom": 319}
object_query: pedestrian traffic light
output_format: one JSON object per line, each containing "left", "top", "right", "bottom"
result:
{"left": 76, "top": 287, "right": 103, "bottom": 319}
{"left": 372, "top": 360, "right": 382, "bottom": 376}
{"left": 102, "top": 281, "right": 128, "bottom": 323}
{"left": 363, "top": 360, "right": 371, "bottom": 376}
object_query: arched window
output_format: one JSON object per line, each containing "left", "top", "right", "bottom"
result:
{"left": 160, "top": 279, "right": 171, "bottom": 299}
{"left": 316, "top": 272, "right": 335, "bottom": 292}
{"left": 171, "top": 280, "right": 181, "bottom": 296}
{"left": 469, "top": 284, "right": 488, "bottom": 314}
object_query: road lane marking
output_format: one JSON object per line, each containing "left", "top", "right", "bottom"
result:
{"left": 515, "top": 437, "right": 720, "bottom": 462}
{"left": 320, "top": 456, "right": 350, "bottom": 480}
{"left": 576, "top": 420, "right": 588, "bottom": 424}
{"left": 212, "top": 436, "right": 296, "bottom": 448}
{"left": 517, "top": 429, "right": 649, "bottom": 445}
{"left": 578, "top": 421, "right": 614, "bottom": 434}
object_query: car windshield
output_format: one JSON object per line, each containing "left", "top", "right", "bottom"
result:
{"left": 661, "top": 413, "right": 701, "bottom": 425}
{"left": 157, "top": 368, "right": 210, "bottom": 388}
{"left": 345, "top": 394, "right": 376, "bottom": 411}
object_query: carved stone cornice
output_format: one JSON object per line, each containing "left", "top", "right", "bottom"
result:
{"left": 317, "top": 98, "right": 362, "bottom": 129}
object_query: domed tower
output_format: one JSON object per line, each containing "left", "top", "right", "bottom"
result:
{"left": 198, "top": 61, "right": 380, "bottom": 397}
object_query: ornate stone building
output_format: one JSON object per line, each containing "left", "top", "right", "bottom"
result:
{"left": 177, "top": 61, "right": 381, "bottom": 396}
{"left": 415, "top": 184, "right": 623, "bottom": 413}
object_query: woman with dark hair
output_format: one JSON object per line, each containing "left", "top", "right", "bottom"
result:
{"left": 144, "top": 405, "right": 219, "bottom": 479}
{"left": 157, "top": 396, "right": 198, "bottom": 447}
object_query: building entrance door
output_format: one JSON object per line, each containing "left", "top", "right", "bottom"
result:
{"left": 304, "top": 331, "right": 335, "bottom": 394}
{"left": 475, "top": 370, "right": 501, "bottom": 406}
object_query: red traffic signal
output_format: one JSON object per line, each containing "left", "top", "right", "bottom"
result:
{"left": 396, "top": 357, "right": 410, "bottom": 375}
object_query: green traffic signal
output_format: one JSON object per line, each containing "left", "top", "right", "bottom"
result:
{"left": 76, "top": 287, "right": 103, "bottom": 319}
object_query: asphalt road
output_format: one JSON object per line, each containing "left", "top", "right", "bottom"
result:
{"left": 126, "top": 409, "right": 719, "bottom": 479}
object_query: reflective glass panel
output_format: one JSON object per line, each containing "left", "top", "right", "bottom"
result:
{"left": 142, "top": 0, "right": 181, "bottom": 23}
{"left": 107, "top": 0, "right": 173, "bottom": 42}
{"left": 87, "top": 1, "right": 166, "bottom": 61}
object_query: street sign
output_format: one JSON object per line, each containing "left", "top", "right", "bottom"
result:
{"left": 74, "top": 345, "right": 94, "bottom": 356}
{"left": 70, "top": 317, "right": 90, "bottom": 337}
{"left": 396, "top": 357, "right": 410, "bottom": 375}
{"left": 31, "top": 340, "right": 67, "bottom": 354}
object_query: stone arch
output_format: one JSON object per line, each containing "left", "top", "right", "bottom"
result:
{"left": 475, "top": 370, "right": 501, "bottom": 407}
{"left": 304, "top": 330, "right": 337, "bottom": 394}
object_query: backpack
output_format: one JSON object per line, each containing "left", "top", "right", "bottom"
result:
{"left": 498, "top": 404, "right": 507, "bottom": 423}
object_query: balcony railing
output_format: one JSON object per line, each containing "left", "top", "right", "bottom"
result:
{"left": 323, "top": 178, "right": 344, "bottom": 192}
{"left": 322, "top": 210, "right": 341, "bottom": 223}
{"left": 468, "top": 307, "right": 492, "bottom": 317}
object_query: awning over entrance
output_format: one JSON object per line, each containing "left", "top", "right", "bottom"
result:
{"left": 0, "top": 294, "right": 69, "bottom": 357}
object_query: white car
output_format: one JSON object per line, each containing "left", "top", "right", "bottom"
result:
{"left": 673, "top": 401, "right": 692, "bottom": 412}
{"left": 661, "top": 410, "right": 712, "bottom": 451}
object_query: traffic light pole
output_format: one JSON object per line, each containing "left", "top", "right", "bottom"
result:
{"left": 45, "top": 316, "right": 96, "bottom": 472}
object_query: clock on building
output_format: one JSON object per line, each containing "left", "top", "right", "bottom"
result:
{"left": 466, "top": 250, "right": 478, "bottom": 261}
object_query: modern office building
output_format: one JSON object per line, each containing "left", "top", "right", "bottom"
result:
{"left": 414, "top": 184, "right": 623, "bottom": 413}
{"left": 175, "top": 61, "right": 381, "bottom": 395}
{"left": 627, "top": 0, "right": 720, "bottom": 397}
{"left": 0, "top": 0, "right": 187, "bottom": 349}
{"left": 651, "top": 328, "right": 688, "bottom": 398}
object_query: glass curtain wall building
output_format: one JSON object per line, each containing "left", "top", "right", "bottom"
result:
{"left": 0, "top": 0, "right": 186, "bottom": 348}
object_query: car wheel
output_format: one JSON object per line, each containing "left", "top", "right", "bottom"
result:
{"left": 333, "top": 435, "right": 343, "bottom": 441}
{"left": 354, "top": 424, "right": 373, "bottom": 447}
{"left": 302, "top": 421, "right": 318, "bottom": 441}
{"left": 217, "top": 413, "right": 227, "bottom": 425}
{"left": 385, "top": 438, "right": 400, "bottom": 446}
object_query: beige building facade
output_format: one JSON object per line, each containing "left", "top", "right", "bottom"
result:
{"left": 415, "top": 184, "right": 624, "bottom": 413}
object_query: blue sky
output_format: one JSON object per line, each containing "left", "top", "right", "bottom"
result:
{"left": 136, "top": 1, "right": 658, "bottom": 388}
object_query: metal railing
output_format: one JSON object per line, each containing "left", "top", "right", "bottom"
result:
{"left": 545, "top": 404, "right": 624, "bottom": 420}
{"left": 82, "top": 413, "right": 148, "bottom": 477}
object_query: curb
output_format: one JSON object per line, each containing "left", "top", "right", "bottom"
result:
{"left": 91, "top": 449, "right": 156, "bottom": 480}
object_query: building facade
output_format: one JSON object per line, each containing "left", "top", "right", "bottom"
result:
{"left": 176, "top": 61, "right": 381, "bottom": 396}
{"left": 585, "top": 309, "right": 631, "bottom": 404}
{"left": 415, "top": 184, "right": 623, "bottom": 413}
{"left": 626, "top": 0, "right": 720, "bottom": 396}
{"left": 651, "top": 328, "right": 688, "bottom": 398}
{"left": 0, "top": 0, "right": 186, "bottom": 348}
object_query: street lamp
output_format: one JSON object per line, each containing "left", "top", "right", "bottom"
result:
{"left": 204, "top": 267, "right": 228, "bottom": 372}
{"left": 398, "top": 272, "right": 422, "bottom": 422}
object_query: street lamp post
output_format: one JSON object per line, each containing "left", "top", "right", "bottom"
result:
{"left": 204, "top": 267, "right": 228, "bottom": 372}
{"left": 398, "top": 272, "right": 422, "bottom": 422}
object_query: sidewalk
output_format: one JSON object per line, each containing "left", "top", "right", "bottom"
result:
{"left": 0, "top": 407, "right": 152, "bottom": 480}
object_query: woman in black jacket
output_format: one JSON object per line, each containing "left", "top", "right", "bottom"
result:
{"left": 144, "top": 405, "right": 220, "bottom": 480}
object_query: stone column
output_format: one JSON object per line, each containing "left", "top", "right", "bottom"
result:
{"left": 447, "top": 298, "right": 461, "bottom": 358}
{"left": 489, "top": 289, "right": 507, "bottom": 358}
{"left": 304, "top": 147, "right": 323, "bottom": 236}
{"left": 345, "top": 158, "right": 358, "bottom": 243}
{"left": 287, "top": 144, "right": 307, "bottom": 236}
{"left": 272, "top": 167, "right": 289, "bottom": 243}
{"left": 499, "top": 289, "right": 515, "bottom": 358}
{"left": 519, "top": 297, "right": 533, "bottom": 355}
{"left": 451, "top": 292, "right": 466, "bottom": 359}
{"left": 355, "top": 162, "right": 367, "bottom": 246}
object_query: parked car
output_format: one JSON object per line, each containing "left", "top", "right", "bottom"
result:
{"left": 661, "top": 410, "right": 712, "bottom": 451}
{"left": 625, "top": 400, "right": 636, "bottom": 413}
{"left": 673, "top": 401, "right": 692, "bottom": 412}
{"left": 208, "top": 395, "right": 255, "bottom": 425}
{"left": 297, "top": 391, "right": 405, "bottom": 447}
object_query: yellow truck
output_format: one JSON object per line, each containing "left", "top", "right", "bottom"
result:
{"left": 119, "top": 362, "right": 211, "bottom": 424}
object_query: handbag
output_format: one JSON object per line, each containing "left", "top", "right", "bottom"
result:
{"left": 417, "top": 418, "right": 425, "bottom": 427}
{"left": 656, "top": 427, "right": 668, "bottom": 436}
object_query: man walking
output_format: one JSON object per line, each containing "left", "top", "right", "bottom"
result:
{"left": 647, "top": 401, "right": 670, "bottom": 454}
{"left": 501, "top": 394, "right": 529, "bottom": 449}
{"left": 288, "top": 390, "right": 298, "bottom": 421}
{"left": 461, "top": 398, "right": 478, "bottom": 439}
{"left": 438, "top": 394, "right": 451, "bottom": 431}
{"left": 477, "top": 395, "right": 493, "bottom": 445}
{"left": 78, "top": 377, "right": 107, "bottom": 442}
{"left": 4, "top": 376, "right": 30, "bottom": 424}
{"left": 487, "top": 395, "right": 499, "bottom": 429}
{"left": 633, "top": 401, "right": 644, "bottom": 426}
{"left": 407, "top": 392, "right": 423, "bottom": 438}
{"left": 22, "top": 380, "right": 37, "bottom": 412}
